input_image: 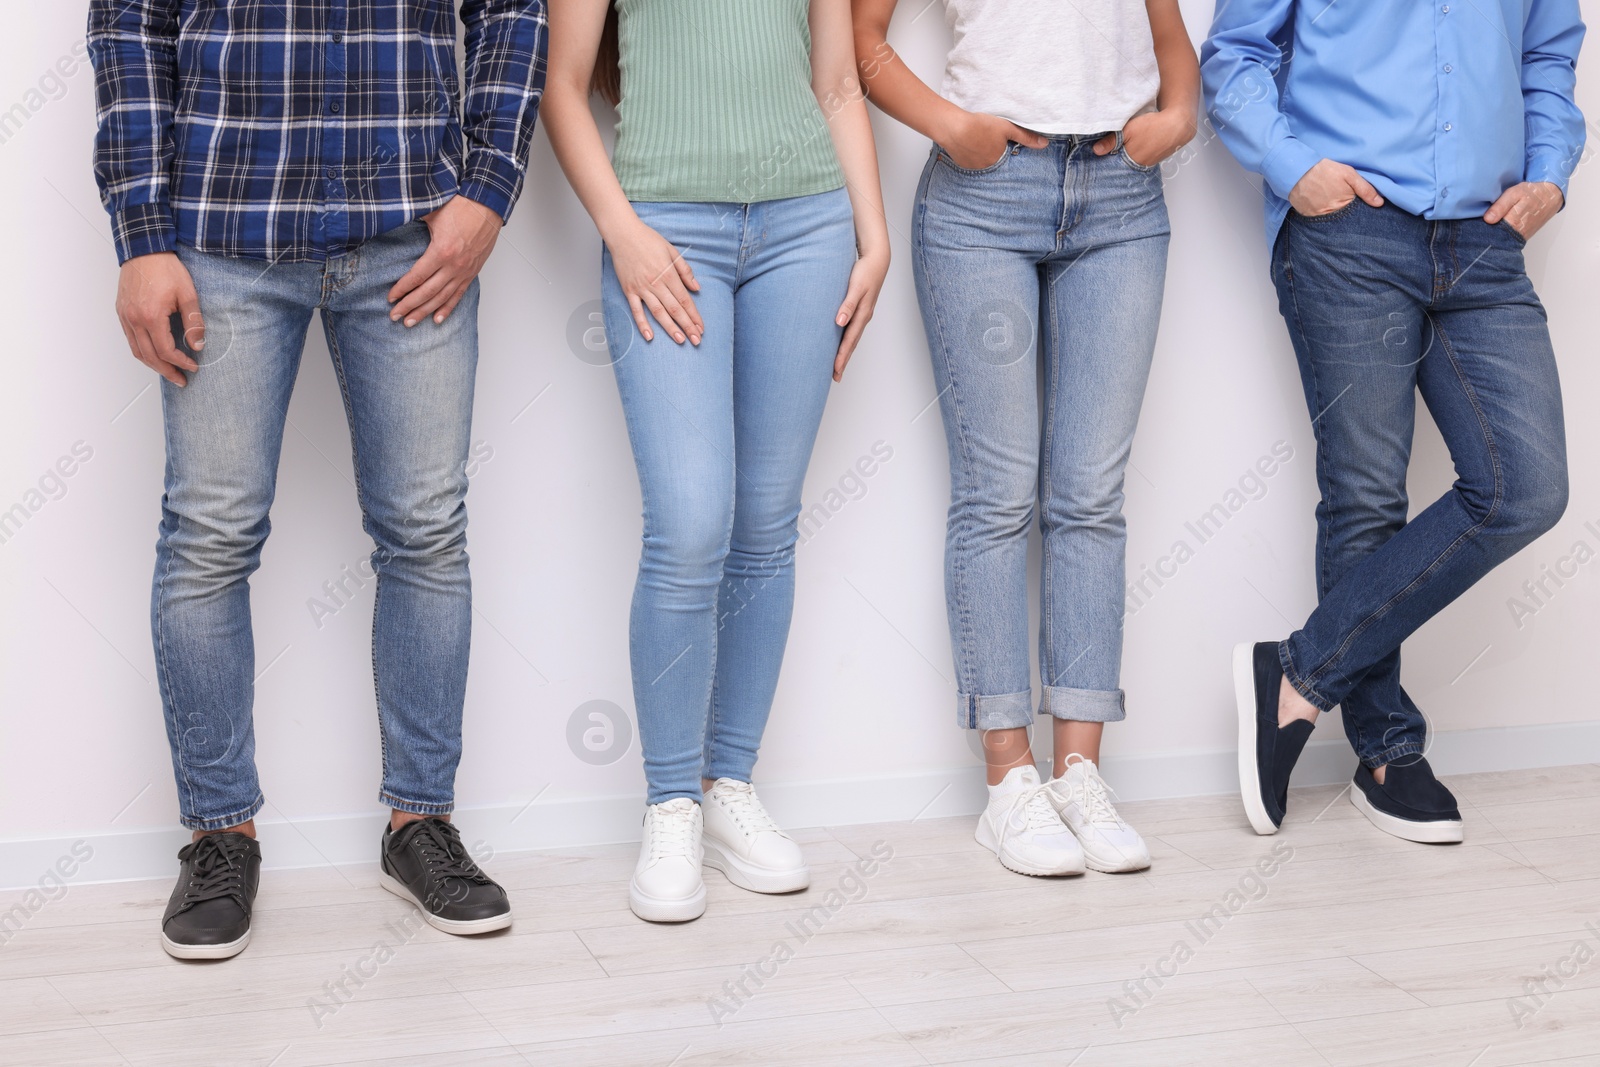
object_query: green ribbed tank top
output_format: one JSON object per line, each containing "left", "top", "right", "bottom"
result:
{"left": 611, "top": 0, "right": 846, "bottom": 204}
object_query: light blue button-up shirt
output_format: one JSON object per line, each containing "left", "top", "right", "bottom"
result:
{"left": 1201, "top": 0, "right": 1586, "bottom": 243}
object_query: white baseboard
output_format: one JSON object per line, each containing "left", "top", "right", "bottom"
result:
{"left": 5, "top": 720, "right": 1598, "bottom": 891}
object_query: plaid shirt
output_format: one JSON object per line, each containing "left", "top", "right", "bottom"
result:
{"left": 88, "top": 1, "right": 547, "bottom": 264}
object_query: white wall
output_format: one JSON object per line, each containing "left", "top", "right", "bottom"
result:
{"left": 2, "top": 2, "right": 1597, "bottom": 887}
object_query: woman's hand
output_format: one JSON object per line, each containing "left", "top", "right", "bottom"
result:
{"left": 605, "top": 219, "right": 704, "bottom": 345}
{"left": 939, "top": 111, "right": 1048, "bottom": 171}
{"left": 833, "top": 248, "right": 890, "bottom": 382}
{"left": 1093, "top": 107, "right": 1196, "bottom": 169}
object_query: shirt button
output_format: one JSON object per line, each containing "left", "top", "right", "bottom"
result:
{"left": 1442, "top": 4, "right": 1450, "bottom": 11}
{"left": 1443, "top": 122, "right": 1453, "bottom": 131}
{"left": 1443, "top": 64, "right": 1452, "bottom": 73}
{"left": 330, "top": 102, "right": 342, "bottom": 113}
{"left": 331, "top": 32, "right": 343, "bottom": 43}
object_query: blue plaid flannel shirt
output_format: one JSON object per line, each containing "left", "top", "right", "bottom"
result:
{"left": 88, "top": 1, "right": 547, "bottom": 264}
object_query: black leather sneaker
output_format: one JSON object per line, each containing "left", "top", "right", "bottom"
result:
{"left": 1350, "top": 758, "right": 1464, "bottom": 843}
{"left": 1234, "top": 641, "right": 1316, "bottom": 835}
{"left": 379, "top": 817, "right": 511, "bottom": 935}
{"left": 160, "top": 832, "right": 261, "bottom": 960}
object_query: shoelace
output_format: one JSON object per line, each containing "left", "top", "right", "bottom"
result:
{"left": 407, "top": 819, "right": 491, "bottom": 885}
{"left": 711, "top": 780, "right": 781, "bottom": 836}
{"left": 647, "top": 801, "right": 699, "bottom": 859}
{"left": 177, "top": 834, "right": 251, "bottom": 914}
{"left": 996, "top": 783, "right": 1067, "bottom": 851}
{"left": 1052, "top": 761, "right": 1127, "bottom": 830}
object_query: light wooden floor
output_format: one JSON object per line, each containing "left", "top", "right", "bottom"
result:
{"left": 5, "top": 765, "right": 1600, "bottom": 1067}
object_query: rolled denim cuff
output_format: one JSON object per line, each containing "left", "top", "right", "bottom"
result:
{"left": 957, "top": 689, "right": 1034, "bottom": 731}
{"left": 379, "top": 792, "right": 454, "bottom": 818}
{"left": 180, "top": 794, "right": 265, "bottom": 833}
{"left": 1040, "top": 686, "right": 1126, "bottom": 723}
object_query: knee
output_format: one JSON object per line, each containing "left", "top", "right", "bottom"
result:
{"left": 159, "top": 497, "right": 270, "bottom": 591}
{"left": 370, "top": 483, "right": 470, "bottom": 569}
{"left": 951, "top": 478, "right": 1035, "bottom": 544}
{"left": 1041, "top": 478, "right": 1125, "bottom": 535}
{"left": 1487, "top": 463, "right": 1569, "bottom": 544}
{"left": 641, "top": 507, "right": 731, "bottom": 591}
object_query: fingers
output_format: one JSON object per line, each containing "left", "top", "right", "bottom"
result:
{"left": 1347, "top": 168, "right": 1385, "bottom": 207}
{"left": 392, "top": 269, "right": 454, "bottom": 327}
{"left": 388, "top": 248, "right": 441, "bottom": 311}
{"left": 639, "top": 290, "right": 683, "bottom": 343}
{"left": 834, "top": 317, "right": 866, "bottom": 382}
{"left": 433, "top": 282, "right": 471, "bottom": 326}
{"left": 626, "top": 292, "right": 655, "bottom": 342}
{"left": 131, "top": 324, "right": 188, "bottom": 386}
{"left": 1093, "top": 131, "right": 1118, "bottom": 156}
{"left": 659, "top": 273, "right": 703, "bottom": 341}
{"left": 641, "top": 285, "right": 698, "bottom": 345}
{"left": 671, "top": 254, "right": 700, "bottom": 293}
{"left": 148, "top": 307, "right": 199, "bottom": 375}
{"left": 835, "top": 287, "right": 861, "bottom": 329}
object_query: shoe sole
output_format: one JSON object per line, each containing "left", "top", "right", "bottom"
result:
{"left": 628, "top": 880, "right": 707, "bottom": 923}
{"left": 1349, "top": 785, "right": 1464, "bottom": 844}
{"left": 377, "top": 871, "right": 513, "bottom": 935}
{"left": 1234, "top": 642, "right": 1281, "bottom": 837}
{"left": 1081, "top": 850, "right": 1152, "bottom": 874}
{"left": 701, "top": 837, "right": 810, "bottom": 894}
{"left": 160, "top": 927, "right": 251, "bottom": 960}
{"left": 973, "top": 819, "right": 1085, "bottom": 877}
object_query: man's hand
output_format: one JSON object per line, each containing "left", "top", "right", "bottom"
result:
{"left": 1484, "top": 181, "right": 1563, "bottom": 240}
{"left": 388, "top": 195, "right": 503, "bottom": 328}
{"left": 1093, "top": 108, "right": 1196, "bottom": 168}
{"left": 1289, "top": 159, "right": 1385, "bottom": 218}
{"left": 938, "top": 111, "right": 1048, "bottom": 171}
{"left": 116, "top": 252, "right": 203, "bottom": 387}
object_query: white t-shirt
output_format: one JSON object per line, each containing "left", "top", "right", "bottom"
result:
{"left": 938, "top": 0, "right": 1160, "bottom": 136}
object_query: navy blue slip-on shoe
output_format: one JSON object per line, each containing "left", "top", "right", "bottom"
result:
{"left": 1350, "top": 759, "right": 1464, "bottom": 843}
{"left": 1234, "top": 641, "right": 1316, "bottom": 835}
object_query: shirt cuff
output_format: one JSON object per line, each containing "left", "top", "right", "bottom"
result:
{"left": 1260, "top": 138, "right": 1324, "bottom": 201}
{"left": 111, "top": 203, "right": 178, "bottom": 265}
{"left": 457, "top": 152, "right": 525, "bottom": 224}
{"left": 1525, "top": 151, "right": 1573, "bottom": 202}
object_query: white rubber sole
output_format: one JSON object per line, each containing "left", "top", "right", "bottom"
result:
{"left": 378, "top": 871, "right": 513, "bottom": 935}
{"left": 701, "top": 836, "right": 810, "bottom": 894}
{"left": 974, "top": 817, "right": 1085, "bottom": 877}
{"left": 628, "top": 878, "right": 707, "bottom": 923}
{"left": 1349, "top": 785, "right": 1465, "bottom": 844}
{"left": 160, "top": 927, "right": 251, "bottom": 960}
{"left": 1078, "top": 844, "right": 1152, "bottom": 874}
{"left": 1234, "top": 642, "right": 1281, "bottom": 836}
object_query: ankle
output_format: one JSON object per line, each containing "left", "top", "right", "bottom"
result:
{"left": 390, "top": 810, "right": 448, "bottom": 832}
{"left": 1277, "top": 676, "right": 1319, "bottom": 728}
{"left": 1372, "top": 764, "right": 1387, "bottom": 785}
{"left": 194, "top": 819, "right": 256, "bottom": 842}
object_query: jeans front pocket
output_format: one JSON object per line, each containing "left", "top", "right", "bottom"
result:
{"left": 937, "top": 142, "right": 1016, "bottom": 176}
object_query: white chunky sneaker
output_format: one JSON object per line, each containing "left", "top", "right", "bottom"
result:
{"left": 701, "top": 779, "right": 810, "bottom": 893}
{"left": 975, "top": 765, "right": 1086, "bottom": 877}
{"left": 629, "top": 798, "right": 706, "bottom": 922}
{"left": 1046, "top": 755, "right": 1151, "bottom": 873}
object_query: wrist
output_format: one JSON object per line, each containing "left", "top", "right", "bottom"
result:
{"left": 929, "top": 105, "right": 973, "bottom": 147}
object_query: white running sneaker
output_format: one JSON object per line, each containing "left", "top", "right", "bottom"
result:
{"left": 1046, "top": 755, "right": 1151, "bottom": 873}
{"left": 629, "top": 798, "right": 706, "bottom": 922}
{"left": 975, "top": 765, "right": 1086, "bottom": 876}
{"left": 701, "top": 778, "right": 810, "bottom": 893}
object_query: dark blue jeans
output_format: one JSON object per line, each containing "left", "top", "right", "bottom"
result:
{"left": 1270, "top": 202, "right": 1568, "bottom": 768}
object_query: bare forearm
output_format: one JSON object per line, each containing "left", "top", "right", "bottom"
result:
{"left": 541, "top": 84, "right": 638, "bottom": 243}
{"left": 1147, "top": 0, "right": 1200, "bottom": 119}
{"left": 850, "top": 0, "right": 967, "bottom": 144}
{"left": 814, "top": 0, "right": 890, "bottom": 258}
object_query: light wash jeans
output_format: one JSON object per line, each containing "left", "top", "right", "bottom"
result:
{"left": 911, "top": 134, "right": 1170, "bottom": 732}
{"left": 1271, "top": 202, "right": 1568, "bottom": 767}
{"left": 601, "top": 189, "right": 855, "bottom": 804}
{"left": 158, "top": 222, "right": 478, "bottom": 830}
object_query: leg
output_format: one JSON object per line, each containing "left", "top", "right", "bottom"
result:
{"left": 1271, "top": 205, "right": 1433, "bottom": 767}
{"left": 911, "top": 144, "right": 1058, "bottom": 782}
{"left": 1281, "top": 212, "right": 1567, "bottom": 760}
{"left": 701, "top": 188, "right": 856, "bottom": 786}
{"left": 321, "top": 221, "right": 480, "bottom": 819}
{"left": 605, "top": 202, "right": 740, "bottom": 806}
{"left": 156, "top": 246, "right": 317, "bottom": 832}
{"left": 1037, "top": 145, "right": 1170, "bottom": 773}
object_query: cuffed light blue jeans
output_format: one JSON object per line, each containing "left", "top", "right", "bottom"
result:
{"left": 911, "top": 135, "right": 1170, "bottom": 732}
{"left": 158, "top": 222, "right": 477, "bottom": 830}
{"left": 602, "top": 189, "right": 856, "bottom": 804}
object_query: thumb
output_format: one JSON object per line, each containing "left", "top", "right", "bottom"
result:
{"left": 1349, "top": 169, "right": 1385, "bottom": 207}
{"left": 1092, "top": 132, "right": 1117, "bottom": 156}
{"left": 177, "top": 282, "right": 206, "bottom": 352}
{"left": 1482, "top": 188, "right": 1517, "bottom": 224}
{"left": 1011, "top": 124, "right": 1049, "bottom": 149}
